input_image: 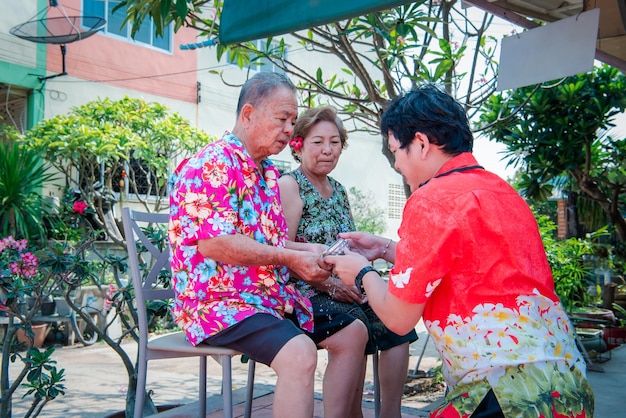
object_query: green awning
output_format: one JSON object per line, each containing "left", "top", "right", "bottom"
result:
{"left": 219, "top": 0, "right": 408, "bottom": 44}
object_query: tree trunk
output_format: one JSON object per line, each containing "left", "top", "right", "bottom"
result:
{"left": 570, "top": 168, "right": 626, "bottom": 241}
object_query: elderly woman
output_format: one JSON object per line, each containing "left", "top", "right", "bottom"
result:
{"left": 278, "top": 106, "right": 417, "bottom": 418}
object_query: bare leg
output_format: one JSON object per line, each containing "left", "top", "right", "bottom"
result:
{"left": 351, "top": 355, "right": 368, "bottom": 417}
{"left": 318, "top": 319, "right": 369, "bottom": 418}
{"left": 378, "top": 342, "right": 410, "bottom": 418}
{"left": 270, "top": 334, "right": 318, "bottom": 418}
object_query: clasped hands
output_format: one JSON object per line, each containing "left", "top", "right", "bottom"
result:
{"left": 293, "top": 232, "right": 380, "bottom": 291}
{"left": 321, "top": 232, "right": 379, "bottom": 290}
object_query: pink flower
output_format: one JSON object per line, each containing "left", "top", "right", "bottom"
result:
{"left": 104, "top": 284, "right": 117, "bottom": 312}
{"left": 2, "top": 237, "right": 39, "bottom": 280}
{"left": 289, "top": 136, "right": 303, "bottom": 151}
{"left": 8, "top": 255, "right": 38, "bottom": 278}
{"left": 73, "top": 201, "right": 88, "bottom": 214}
{"left": 15, "top": 239, "right": 27, "bottom": 251}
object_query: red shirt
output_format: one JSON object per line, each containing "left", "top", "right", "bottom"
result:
{"left": 389, "top": 153, "right": 592, "bottom": 417}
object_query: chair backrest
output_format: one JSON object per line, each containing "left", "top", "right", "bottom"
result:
{"left": 121, "top": 207, "right": 173, "bottom": 342}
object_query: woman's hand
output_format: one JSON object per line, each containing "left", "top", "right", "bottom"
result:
{"left": 338, "top": 232, "right": 386, "bottom": 261}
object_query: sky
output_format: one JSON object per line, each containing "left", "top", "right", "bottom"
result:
{"left": 473, "top": 135, "right": 514, "bottom": 180}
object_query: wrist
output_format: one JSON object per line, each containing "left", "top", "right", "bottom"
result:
{"left": 354, "top": 266, "right": 377, "bottom": 295}
{"left": 380, "top": 238, "right": 393, "bottom": 259}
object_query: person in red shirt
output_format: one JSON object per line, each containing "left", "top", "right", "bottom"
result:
{"left": 325, "top": 84, "right": 594, "bottom": 417}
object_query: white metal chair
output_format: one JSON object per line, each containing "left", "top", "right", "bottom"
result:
{"left": 122, "top": 207, "right": 255, "bottom": 418}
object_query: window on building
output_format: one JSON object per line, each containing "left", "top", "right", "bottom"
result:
{"left": 0, "top": 84, "right": 28, "bottom": 134}
{"left": 227, "top": 39, "right": 286, "bottom": 74}
{"left": 83, "top": 0, "right": 172, "bottom": 52}
{"left": 388, "top": 184, "right": 406, "bottom": 220}
{"left": 111, "top": 155, "right": 162, "bottom": 198}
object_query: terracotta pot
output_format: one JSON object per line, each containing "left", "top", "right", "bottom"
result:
{"left": 16, "top": 323, "right": 50, "bottom": 348}
{"left": 570, "top": 307, "right": 616, "bottom": 327}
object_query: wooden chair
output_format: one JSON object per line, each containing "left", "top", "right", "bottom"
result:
{"left": 121, "top": 207, "right": 255, "bottom": 418}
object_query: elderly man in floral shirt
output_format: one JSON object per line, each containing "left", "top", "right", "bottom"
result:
{"left": 168, "top": 72, "right": 330, "bottom": 418}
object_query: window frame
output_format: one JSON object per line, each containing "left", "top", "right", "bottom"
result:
{"left": 83, "top": 0, "right": 173, "bottom": 53}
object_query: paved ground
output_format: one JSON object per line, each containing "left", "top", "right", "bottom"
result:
{"left": 7, "top": 324, "right": 442, "bottom": 417}
{"left": 6, "top": 323, "right": 625, "bottom": 417}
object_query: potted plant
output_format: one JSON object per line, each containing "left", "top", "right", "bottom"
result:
{"left": 0, "top": 132, "right": 57, "bottom": 242}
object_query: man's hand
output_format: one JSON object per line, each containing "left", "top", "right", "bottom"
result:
{"left": 290, "top": 250, "right": 332, "bottom": 283}
{"left": 323, "top": 249, "right": 370, "bottom": 287}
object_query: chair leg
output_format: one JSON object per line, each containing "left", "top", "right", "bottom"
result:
{"left": 135, "top": 359, "right": 148, "bottom": 418}
{"left": 199, "top": 356, "right": 207, "bottom": 418}
{"left": 221, "top": 355, "right": 233, "bottom": 418}
{"left": 373, "top": 352, "right": 380, "bottom": 418}
{"left": 244, "top": 360, "right": 256, "bottom": 418}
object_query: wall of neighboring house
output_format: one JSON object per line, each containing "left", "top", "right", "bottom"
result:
{"left": 41, "top": 0, "right": 199, "bottom": 119}
{"left": 0, "top": 0, "right": 47, "bottom": 130}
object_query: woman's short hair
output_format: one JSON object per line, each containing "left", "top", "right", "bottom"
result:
{"left": 290, "top": 106, "right": 348, "bottom": 162}
{"left": 380, "top": 84, "right": 473, "bottom": 155}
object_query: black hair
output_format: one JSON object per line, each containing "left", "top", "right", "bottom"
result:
{"left": 380, "top": 84, "right": 473, "bottom": 154}
{"left": 236, "top": 72, "right": 297, "bottom": 116}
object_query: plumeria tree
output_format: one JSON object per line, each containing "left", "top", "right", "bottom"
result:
{"left": 7, "top": 97, "right": 212, "bottom": 417}
{"left": 119, "top": 0, "right": 501, "bottom": 193}
{"left": 23, "top": 96, "right": 213, "bottom": 245}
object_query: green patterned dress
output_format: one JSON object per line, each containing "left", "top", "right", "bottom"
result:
{"left": 285, "top": 169, "right": 417, "bottom": 353}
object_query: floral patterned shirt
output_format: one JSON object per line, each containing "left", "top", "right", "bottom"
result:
{"left": 284, "top": 169, "right": 355, "bottom": 298}
{"left": 389, "top": 153, "right": 594, "bottom": 417}
{"left": 168, "top": 133, "right": 313, "bottom": 346}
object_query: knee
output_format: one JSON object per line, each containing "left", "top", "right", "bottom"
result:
{"left": 322, "top": 320, "right": 369, "bottom": 353}
{"left": 343, "top": 319, "right": 369, "bottom": 347}
{"left": 273, "top": 334, "right": 317, "bottom": 376}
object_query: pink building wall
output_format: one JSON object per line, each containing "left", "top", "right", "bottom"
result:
{"left": 45, "top": 0, "right": 198, "bottom": 103}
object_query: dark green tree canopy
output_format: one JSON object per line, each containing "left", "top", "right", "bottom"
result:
{"left": 478, "top": 64, "right": 626, "bottom": 242}
{"left": 118, "top": 0, "right": 500, "bottom": 186}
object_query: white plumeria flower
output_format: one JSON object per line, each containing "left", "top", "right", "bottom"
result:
{"left": 425, "top": 278, "right": 442, "bottom": 297}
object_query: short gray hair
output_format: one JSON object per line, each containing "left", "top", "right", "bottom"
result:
{"left": 236, "top": 72, "right": 297, "bottom": 116}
